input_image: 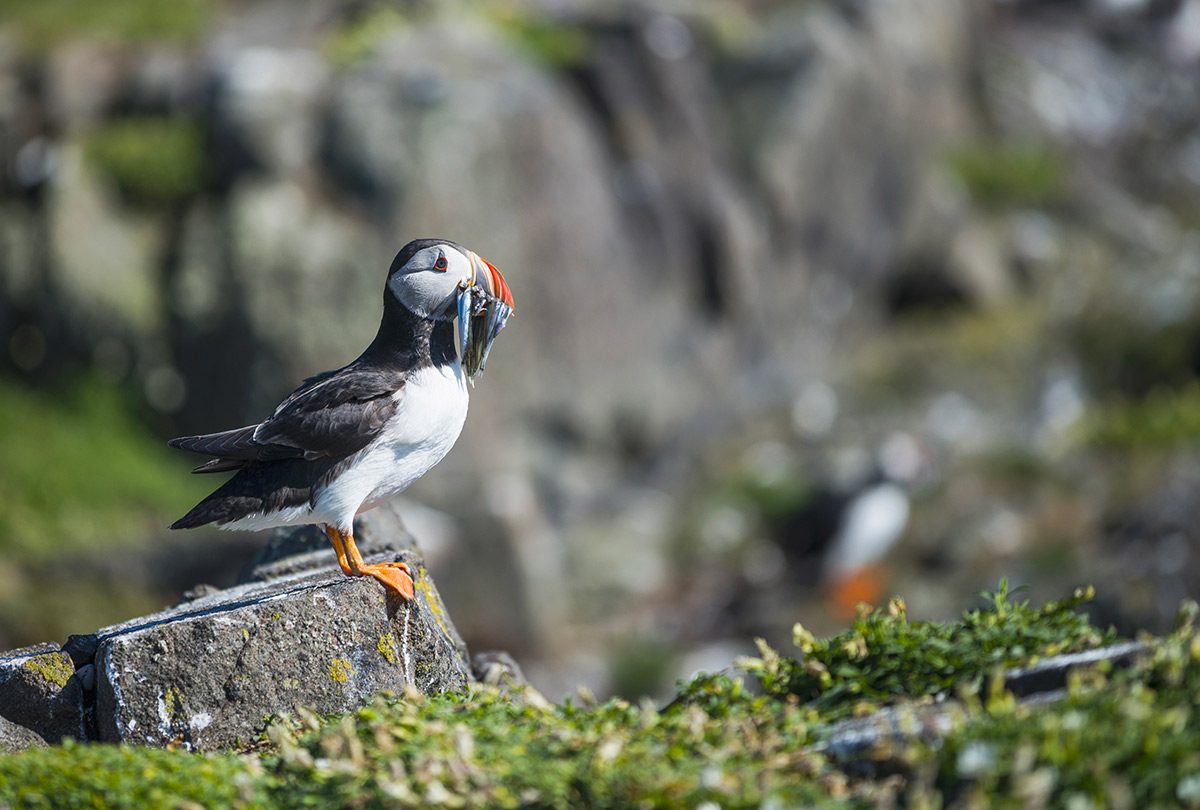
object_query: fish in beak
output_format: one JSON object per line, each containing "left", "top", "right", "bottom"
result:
{"left": 456, "top": 252, "right": 515, "bottom": 383}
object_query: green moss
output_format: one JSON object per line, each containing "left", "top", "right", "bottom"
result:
{"left": 0, "top": 0, "right": 212, "bottom": 50}
{"left": 1080, "top": 383, "right": 1200, "bottom": 449}
{"left": 947, "top": 142, "right": 1067, "bottom": 209}
{"left": 84, "top": 118, "right": 206, "bottom": 206}
{"left": 0, "top": 377, "right": 210, "bottom": 559}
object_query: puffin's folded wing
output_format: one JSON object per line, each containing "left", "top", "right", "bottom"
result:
{"left": 168, "top": 424, "right": 298, "bottom": 473}
{"left": 250, "top": 368, "right": 405, "bottom": 460}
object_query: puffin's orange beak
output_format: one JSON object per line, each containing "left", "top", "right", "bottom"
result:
{"left": 476, "top": 255, "right": 515, "bottom": 309}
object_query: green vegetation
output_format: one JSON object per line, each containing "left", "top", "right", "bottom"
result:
{"left": 7, "top": 583, "right": 1200, "bottom": 810}
{"left": 84, "top": 118, "right": 207, "bottom": 206}
{"left": 928, "top": 603, "right": 1200, "bottom": 809}
{"left": 323, "top": 2, "right": 590, "bottom": 71}
{"left": 0, "top": 740, "right": 267, "bottom": 810}
{"left": 0, "top": 0, "right": 212, "bottom": 50}
{"left": 485, "top": 4, "right": 591, "bottom": 67}
{"left": 1071, "top": 306, "right": 1200, "bottom": 399}
{"left": 322, "top": 5, "right": 410, "bottom": 69}
{"left": 0, "top": 376, "right": 207, "bottom": 558}
{"left": 948, "top": 142, "right": 1067, "bottom": 209}
{"left": 737, "top": 584, "right": 1113, "bottom": 718}
{"left": 1080, "top": 383, "right": 1200, "bottom": 449}
{"left": 258, "top": 688, "right": 839, "bottom": 809}
{"left": 5, "top": 584, "right": 1200, "bottom": 809}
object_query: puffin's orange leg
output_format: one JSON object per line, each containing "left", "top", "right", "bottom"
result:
{"left": 324, "top": 525, "right": 354, "bottom": 576}
{"left": 324, "top": 525, "right": 414, "bottom": 600}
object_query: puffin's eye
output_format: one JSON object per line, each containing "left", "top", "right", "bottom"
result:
{"left": 434, "top": 255, "right": 448, "bottom": 271}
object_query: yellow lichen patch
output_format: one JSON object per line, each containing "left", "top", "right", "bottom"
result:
{"left": 163, "top": 686, "right": 187, "bottom": 724}
{"left": 377, "top": 634, "right": 398, "bottom": 664}
{"left": 24, "top": 653, "right": 73, "bottom": 689}
{"left": 413, "top": 570, "right": 453, "bottom": 640}
{"left": 329, "top": 658, "right": 355, "bottom": 683}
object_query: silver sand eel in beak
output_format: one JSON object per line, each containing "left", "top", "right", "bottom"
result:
{"left": 456, "top": 252, "right": 514, "bottom": 384}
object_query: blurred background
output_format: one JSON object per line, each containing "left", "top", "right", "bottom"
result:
{"left": 2, "top": 0, "right": 1199, "bottom": 701}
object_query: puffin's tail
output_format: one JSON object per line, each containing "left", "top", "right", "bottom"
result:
{"left": 168, "top": 458, "right": 326, "bottom": 530}
{"left": 169, "top": 469, "right": 261, "bottom": 530}
{"left": 170, "top": 492, "right": 232, "bottom": 530}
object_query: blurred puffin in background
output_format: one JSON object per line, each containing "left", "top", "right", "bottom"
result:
{"left": 168, "top": 238, "right": 514, "bottom": 600}
{"left": 822, "top": 433, "right": 934, "bottom": 617}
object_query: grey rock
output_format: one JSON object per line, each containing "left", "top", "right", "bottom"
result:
{"left": 0, "top": 643, "right": 88, "bottom": 743}
{"left": 94, "top": 549, "right": 470, "bottom": 750}
{"left": 62, "top": 634, "right": 99, "bottom": 669}
{"left": 816, "top": 702, "right": 963, "bottom": 767}
{"left": 47, "top": 152, "right": 166, "bottom": 335}
{"left": 1003, "top": 640, "right": 1149, "bottom": 697}
{"left": 813, "top": 641, "right": 1151, "bottom": 770}
{"left": 0, "top": 715, "right": 47, "bottom": 752}
{"left": 178, "top": 584, "right": 222, "bottom": 604}
{"left": 472, "top": 650, "right": 527, "bottom": 687}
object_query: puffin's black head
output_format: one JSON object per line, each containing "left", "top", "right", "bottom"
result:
{"left": 385, "top": 238, "right": 513, "bottom": 321}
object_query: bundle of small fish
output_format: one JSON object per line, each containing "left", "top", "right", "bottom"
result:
{"left": 457, "top": 275, "right": 514, "bottom": 384}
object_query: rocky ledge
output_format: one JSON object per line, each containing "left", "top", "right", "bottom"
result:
{"left": 0, "top": 504, "right": 506, "bottom": 751}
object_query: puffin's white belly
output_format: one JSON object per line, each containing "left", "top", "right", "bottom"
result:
{"left": 314, "top": 362, "right": 469, "bottom": 527}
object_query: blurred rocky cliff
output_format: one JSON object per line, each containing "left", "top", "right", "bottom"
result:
{"left": 3, "top": 0, "right": 1200, "bottom": 698}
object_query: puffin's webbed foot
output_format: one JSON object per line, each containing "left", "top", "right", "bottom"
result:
{"left": 360, "top": 561, "right": 414, "bottom": 601}
{"left": 324, "top": 524, "right": 414, "bottom": 600}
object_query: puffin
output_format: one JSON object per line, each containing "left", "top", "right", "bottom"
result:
{"left": 168, "top": 238, "right": 514, "bottom": 600}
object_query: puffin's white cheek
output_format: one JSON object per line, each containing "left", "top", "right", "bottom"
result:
{"left": 390, "top": 272, "right": 459, "bottom": 319}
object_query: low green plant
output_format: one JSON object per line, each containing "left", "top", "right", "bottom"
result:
{"left": 0, "top": 0, "right": 211, "bottom": 49}
{"left": 0, "top": 584, "right": 1182, "bottom": 810}
{"left": 735, "top": 582, "right": 1114, "bottom": 718}
{"left": 322, "top": 5, "right": 410, "bottom": 69}
{"left": 1080, "top": 383, "right": 1200, "bottom": 449}
{"left": 0, "top": 739, "right": 267, "bottom": 809}
{"left": 259, "top": 686, "right": 846, "bottom": 810}
{"left": 484, "top": 4, "right": 591, "bottom": 67}
{"left": 84, "top": 118, "right": 206, "bottom": 206}
{"left": 948, "top": 142, "right": 1067, "bottom": 208}
{"left": 925, "top": 602, "right": 1200, "bottom": 808}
